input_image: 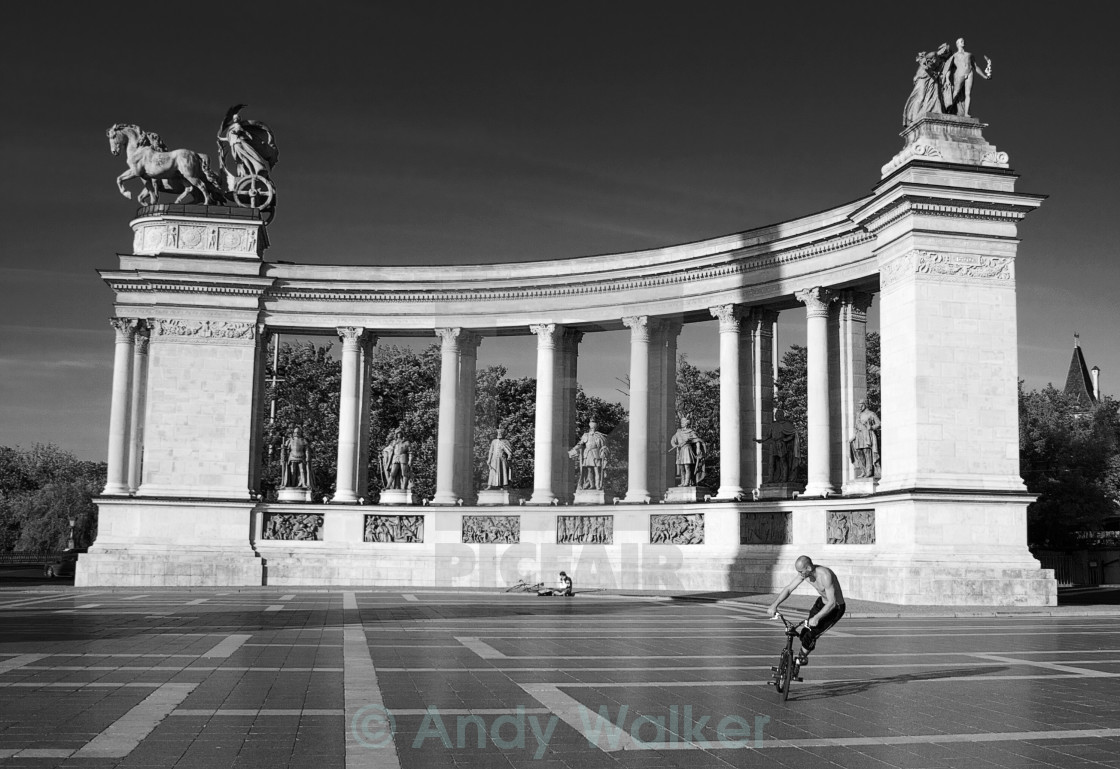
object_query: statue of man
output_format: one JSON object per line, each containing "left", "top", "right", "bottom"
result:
{"left": 941, "top": 37, "right": 991, "bottom": 118}
{"left": 570, "top": 420, "right": 608, "bottom": 490}
{"left": 756, "top": 410, "right": 799, "bottom": 483}
{"left": 849, "top": 400, "right": 882, "bottom": 479}
{"left": 486, "top": 428, "right": 513, "bottom": 489}
{"left": 381, "top": 432, "right": 413, "bottom": 490}
{"left": 668, "top": 416, "right": 707, "bottom": 486}
{"left": 280, "top": 427, "right": 310, "bottom": 488}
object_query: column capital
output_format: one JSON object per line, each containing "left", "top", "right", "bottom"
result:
{"left": 622, "top": 315, "right": 651, "bottom": 342}
{"left": 110, "top": 317, "right": 141, "bottom": 343}
{"left": 135, "top": 324, "right": 151, "bottom": 354}
{"left": 336, "top": 326, "right": 366, "bottom": 349}
{"left": 709, "top": 304, "right": 743, "bottom": 333}
{"left": 458, "top": 330, "right": 482, "bottom": 356}
{"left": 839, "top": 289, "right": 874, "bottom": 319}
{"left": 530, "top": 323, "right": 558, "bottom": 348}
{"left": 795, "top": 287, "right": 836, "bottom": 318}
{"left": 560, "top": 327, "right": 585, "bottom": 349}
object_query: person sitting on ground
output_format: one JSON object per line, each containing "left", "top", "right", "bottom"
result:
{"left": 537, "top": 571, "right": 574, "bottom": 597}
{"left": 766, "top": 555, "right": 846, "bottom": 666}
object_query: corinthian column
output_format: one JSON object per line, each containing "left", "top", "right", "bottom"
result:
{"left": 796, "top": 287, "right": 837, "bottom": 497}
{"left": 127, "top": 322, "right": 150, "bottom": 493}
{"left": 710, "top": 305, "right": 745, "bottom": 499}
{"left": 433, "top": 328, "right": 464, "bottom": 505}
{"left": 333, "top": 327, "right": 365, "bottom": 503}
{"left": 622, "top": 316, "right": 652, "bottom": 503}
{"left": 104, "top": 318, "right": 138, "bottom": 495}
{"left": 529, "top": 324, "right": 559, "bottom": 504}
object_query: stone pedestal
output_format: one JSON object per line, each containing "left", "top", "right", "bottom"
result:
{"left": 881, "top": 114, "right": 1009, "bottom": 177}
{"left": 277, "top": 487, "right": 313, "bottom": 503}
{"left": 379, "top": 489, "right": 414, "bottom": 505}
{"left": 842, "top": 477, "right": 878, "bottom": 496}
{"left": 477, "top": 488, "right": 523, "bottom": 506}
{"left": 663, "top": 486, "right": 709, "bottom": 503}
{"left": 757, "top": 482, "right": 804, "bottom": 500}
{"left": 574, "top": 489, "right": 606, "bottom": 505}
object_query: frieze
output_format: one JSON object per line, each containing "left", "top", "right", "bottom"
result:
{"left": 740, "top": 512, "right": 791, "bottom": 545}
{"left": 462, "top": 515, "right": 520, "bottom": 544}
{"left": 915, "top": 252, "right": 1012, "bottom": 282}
{"left": 364, "top": 515, "right": 424, "bottom": 543}
{"left": 262, "top": 513, "right": 323, "bottom": 541}
{"left": 557, "top": 515, "right": 613, "bottom": 544}
{"left": 878, "top": 252, "right": 916, "bottom": 289}
{"left": 650, "top": 513, "right": 704, "bottom": 545}
{"left": 132, "top": 221, "right": 261, "bottom": 257}
{"left": 826, "top": 510, "right": 875, "bottom": 545}
{"left": 151, "top": 319, "right": 256, "bottom": 340}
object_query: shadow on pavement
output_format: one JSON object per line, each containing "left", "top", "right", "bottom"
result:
{"left": 790, "top": 665, "right": 1009, "bottom": 701}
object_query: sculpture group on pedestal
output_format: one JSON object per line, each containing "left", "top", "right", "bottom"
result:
{"left": 107, "top": 104, "right": 279, "bottom": 216}
{"left": 903, "top": 37, "right": 992, "bottom": 126}
{"left": 380, "top": 430, "right": 413, "bottom": 491}
{"left": 569, "top": 420, "right": 608, "bottom": 491}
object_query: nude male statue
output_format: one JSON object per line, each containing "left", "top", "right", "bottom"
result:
{"left": 942, "top": 37, "right": 992, "bottom": 117}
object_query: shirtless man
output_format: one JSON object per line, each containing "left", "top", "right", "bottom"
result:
{"left": 942, "top": 37, "right": 991, "bottom": 118}
{"left": 767, "top": 555, "right": 846, "bottom": 665}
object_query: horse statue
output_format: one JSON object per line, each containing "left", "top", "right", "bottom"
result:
{"left": 107, "top": 123, "right": 227, "bottom": 206}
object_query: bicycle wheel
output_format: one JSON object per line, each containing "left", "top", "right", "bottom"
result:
{"left": 775, "top": 649, "right": 793, "bottom": 701}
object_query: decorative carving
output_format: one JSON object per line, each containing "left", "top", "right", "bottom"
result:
{"left": 364, "top": 515, "right": 424, "bottom": 543}
{"left": 650, "top": 513, "right": 704, "bottom": 545}
{"left": 336, "top": 326, "right": 365, "bottom": 344}
{"left": 622, "top": 315, "right": 650, "bottom": 342}
{"left": 262, "top": 513, "right": 323, "bottom": 541}
{"left": 827, "top": 510, "right": 876, "bottom": 544}
{"left": 557, "top": 515, "right": 614, "bottom": 545}
{"left": 839, "top": 290, "right": 874, "bottom": 320}
{"left": 462, "top": 515, "right": 520, "bottom": 544}
{"left": 436, "top": 327, "right": 462, "bottom": 351}
{"left": 915, "top": 252, "right": 1012, "bottom": 281}
{"left": 795, "top": 287, "right": 835, "bottom": 317}
{"left": 110, "top": 318, "right": 140, "bottom": 343}
{"left": 106, "top": 123, "right": 227, "bottom": 206}
{"left": 134, "top": 325, "right": 151, "bottom": 354}
{"left": 530, "top": 323, "right": 558, "bottom": 348}
{"left": 879, "top": 252, "right": 916, "bottom": 288}
{"left": 151, "top": 319, "right": 255, "bottom": 339}
{"left": 709, "top": 304, "right": 742, "bottom": 333}
{"left": 982, "top": 150, "right": 1010, "bottom": 165}
{"left": 739, "top": 512, "right": 791, "bottom": 545}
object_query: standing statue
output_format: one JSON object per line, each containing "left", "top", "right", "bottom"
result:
{"left": 486, "top": 428, "right": 513, "bottom": 489}
{"left": 903, "top": 43, "right": 952, "bottom": 126}
{"left": 380, "top": 431, "right": 413, "bottom": 490}
{"left": 106, "top": 124, "right": 226, "bottom": 206}
{"left": 849, "top": 401, "right": 882, "bottom": 479}
{"left": 216, "top": 104, "right": 280, "bottom": 212}
{"left": 280, "top": 427, "right": 311, "bottom": 489}
{"left": 569, "top": 420, "right": 608, "bottom": 491}
{"left": 668, "top": 416, "right": 707, "bottom": 487}
{"left": 756, "top": 410, "right": 800, "bottom": 484}
{"left": 941, "top": 37, "right": 992, "bottom": 118}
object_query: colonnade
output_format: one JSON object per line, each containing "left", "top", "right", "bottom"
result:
{"left": 102, "top": 288, "right": 874, "bottom": 502}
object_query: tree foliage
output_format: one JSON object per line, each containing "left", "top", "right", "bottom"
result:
{"left": 1019, "top": 384, "right": 1120, "bottom": 547}
{"left": 0, "top": 445, "right": 104, "bottom": 552}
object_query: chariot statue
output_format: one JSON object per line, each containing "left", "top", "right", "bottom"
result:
{"left": 107, "top": 104, "right": 279, "bottom": 221}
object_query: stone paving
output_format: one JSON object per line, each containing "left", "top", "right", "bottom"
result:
{"left": 1, "top": 588, "right": 1119, "bottom": 768}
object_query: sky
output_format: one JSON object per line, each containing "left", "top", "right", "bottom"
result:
{"left": 1, "top": 2, "right": 1117, "bottom": 461}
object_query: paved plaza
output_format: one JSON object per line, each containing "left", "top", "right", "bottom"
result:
{"left": 1, "top": 588, "right": 1119, "bottom": 768}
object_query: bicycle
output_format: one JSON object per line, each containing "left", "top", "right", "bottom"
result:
{"left": 504, "top": 580, "right": 543, "bottom": 593}
{"left": 769, "top": 612, "right": 806, "bottom": 701}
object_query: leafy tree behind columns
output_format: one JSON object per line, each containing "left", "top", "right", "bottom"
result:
{"left": 262, "top": 342, "right": 341, "bottom": 498}
{"left": 675, "top": 355, "right": 721, "bottom": 490}
{"left": 0, "top": 445, "right": 105, "bottom": 552}
{"left": 1019, "top": 384, "right": 1120, "bottom": 548}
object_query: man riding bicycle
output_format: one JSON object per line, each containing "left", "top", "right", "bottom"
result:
{"left": 767, "top": 555, "right": 846, "bottom": 665}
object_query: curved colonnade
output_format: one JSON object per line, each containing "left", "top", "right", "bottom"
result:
{"left": 80, "top": 115, "right": 1056, "bottom": 605}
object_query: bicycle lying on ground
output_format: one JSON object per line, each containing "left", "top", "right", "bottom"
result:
{"left": 769, "top": 612, "right": 807, "bottom": 701}
{"left": 505, "top": 580, "right": 544, "bottom": 593}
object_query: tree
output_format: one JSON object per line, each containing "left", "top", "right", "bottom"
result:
{"left": 0, "top": 445, "right": 105, "bottom": 552}
{"left": 1019, "top": 384, "right": 1120, "bottom": 548}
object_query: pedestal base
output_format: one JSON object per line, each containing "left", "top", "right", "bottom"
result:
{"left": 663, "top": 486, "right": 710, "bottom": 503}
{"left": 882, "top": 113, "right": 1009, "bottom": 177}
{"left": 277, "top": 487, "right": 312, "bottom": 502}
{"left": 378, "top": 489, "right": 414, "bottom": 505}
{"left": 477, "top": 488, "right": 524, "bottom": 506}
{"left": 573, "top": 489, "right": 607, "bottom": 505}
{"left": 842, "top": 477, "right": 878, "bottom": 496}
{"left": 757, "top": 482, "right": 804, "bottom": 500}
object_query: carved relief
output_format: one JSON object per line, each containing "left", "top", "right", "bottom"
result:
{"left": 709, "top": 304, "right": 742, "bottom": 333}
{"left": 151, "top": 319, "right": 256, "bottom": 339}
{"left": 915, "top": 252, "right": 1012, "bottom": 281}
{"left": 827, "top": 510, "right": 875, "bottom": 544}
{"left": 794, "top": 287, "right": 835, "bottom": 317}
{"left": 179, "top": 225, "right": 205, "bottom": 249}
{"left": 650, "top": 513, "right": 704, "bottom": 544}
{"left": 530, "top": 323, "right": 558, "bottom": 348}
{"left": 557, "top": 515, "right": 614, "bottom": 544}
{"left": 739, "top": 512, "right": 791, "bottom": 545}
{"left": 622, "top": 316, "right": 650, "bottom": 342}
{"left": 262, "top": 513, "right": 323, "bottom": 541}
{"left": 879, "top": 252, "right": 916, "bottom": 288}
{"left": 462, "top": 515, "right": 520, "bottom": 544}
{"left": 363, "top": 515, "right": 424, "bottom": 543}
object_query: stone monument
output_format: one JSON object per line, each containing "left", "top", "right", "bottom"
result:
{"left": 379, "top": 430, "right": 415, "bottom": 505}
{"left": 478, "top": 428, "right": 522, "bottom": 505}
{"left": 664, "top": 416, "right": 709, "bottom": 503}
{"left": 569, "top": 420, "right": 608, "bottom": 504}
{"left": 277, "top": 426, "right": 312, "bottom": 502}
{"left": 755, "top": 410, "right": 803, "bottom": 499}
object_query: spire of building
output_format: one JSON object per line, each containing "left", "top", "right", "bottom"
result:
{"left": 1063, "top": 333, "right": 1097, "bottom": 410}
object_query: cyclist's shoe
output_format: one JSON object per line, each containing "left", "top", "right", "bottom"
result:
{"left": 796, "top": 651, "right": 810, "bottom": 666}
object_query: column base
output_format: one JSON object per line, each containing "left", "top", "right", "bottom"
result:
{"left": 332, "top": 491, "right": 358, "bottom": 504}
{"left": 713, "top": 485, "right": 747, "bottom": 501}
{"left": 379, "top": 489, "right": 415, "bottom": 505}
{"left": 527, "top": 490, "right": 558, "bottom": 505}
{"left": 573, "top": 489, "right": 607, "bottom": 505}
{"left": 622, "top": 490, "right": 651, "bottom": 504}
{"left": 800, "top": 482, "right": 837, "bottom": 498}
{"left": 758, "top": 482, "right": 805, "bottom": 500}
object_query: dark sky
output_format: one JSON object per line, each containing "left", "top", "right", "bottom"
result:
{"left": 2, "top": 2, "right": 1117, "bottom": 459}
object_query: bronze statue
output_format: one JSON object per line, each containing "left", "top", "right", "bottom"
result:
{"left": 756, "top": 410, "right": 799, "bottom": 484}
